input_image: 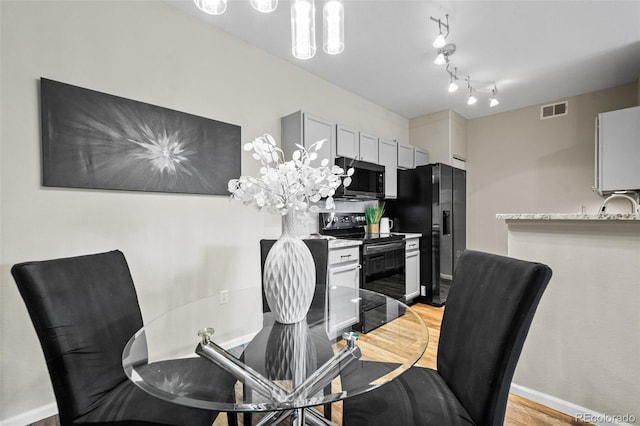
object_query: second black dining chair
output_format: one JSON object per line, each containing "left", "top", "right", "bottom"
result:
{"left": 341, "top": 249, "right": 552, "bottom": 426}
{"left": 12, "top": 250, "right": 237, "bottom": 426}
{"left": 259, "top": 238, "right": 330, "bottom": 324}
{"left": 240, "top": 239, "right": 333, "bottom": 426}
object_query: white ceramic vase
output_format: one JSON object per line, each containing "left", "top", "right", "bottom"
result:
{"left": 263, "top": 211, "right": 316, "bottom": 324}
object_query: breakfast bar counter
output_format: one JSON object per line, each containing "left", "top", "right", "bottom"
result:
{"left": 496, "top": 213, "right": 640, "bottom": 420}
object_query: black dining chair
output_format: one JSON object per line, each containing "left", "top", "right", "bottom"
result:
{"left": 259, "top": 239, "right": 330, "bottom": 324}
{"left": 11, "top": 249, "right": 237, "bottom": 426}
{"left": 341, "top": 249, "right": 553, "bottom": 426}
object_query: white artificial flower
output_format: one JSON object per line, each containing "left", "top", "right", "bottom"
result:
{"left": 228, "top": 134, "right": 353, "bottom": 216}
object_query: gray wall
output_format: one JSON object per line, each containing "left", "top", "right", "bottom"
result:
{"left": 0, "top": 1, "right": 408, "bottom": 421}
{"left": 465, "top": 82, "right": 639, "bottom": 416}
{"left": 467, "top": 83, "right": 638, "bottom": 255}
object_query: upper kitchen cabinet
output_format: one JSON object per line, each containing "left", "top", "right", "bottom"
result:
{"left": 282, "top": 111, "right": 336, "bottom": 163}
{"left": 397, "top": 143, "right": 415, "bottom": 169}
{"left": 398, "top": 142, "right": 429, "bottom": 169}
{"left": 379, "top": 138, "right": 398, "bottom": 199}
{"left": 415, "top": 147, "right": 429, "bottom": 167}
{"left": 359, "top": 132, "right": 379, "bottom": 163}
{"left": 336, "top": 124, "right": 359, "bottom": 159}
{"left": 595, "top": 105, "right": 640, "bottom": 194}
{"left": 337, "top": 126, "right": 379, "bottom": 163}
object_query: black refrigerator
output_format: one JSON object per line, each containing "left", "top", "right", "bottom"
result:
{"left": 387, "top": 163, "right": 466, "bottom": 306}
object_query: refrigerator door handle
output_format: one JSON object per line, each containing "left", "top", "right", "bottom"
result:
{"left": 442, "top": 210, "right": 451, "bottom": 235}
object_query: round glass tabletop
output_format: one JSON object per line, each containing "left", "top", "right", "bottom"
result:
{"left": 122, "top": 286, "right": 428, "bottom": 412}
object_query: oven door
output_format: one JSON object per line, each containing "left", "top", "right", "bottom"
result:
{"left": 361, "top": 240, "right": 406, "bottom": 300}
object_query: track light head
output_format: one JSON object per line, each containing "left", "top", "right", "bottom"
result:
{"left": 430, "top": 14, "right": 449, "bottom": 48}
{"left": 466, "top": 77, "right": 477, "bottom": 105}
{"left": 447, "top": 66, "right": 458, "bottom": 92}
{"left": 434, "top": 44, "right": 455, "bottom": 65}
{"left": 489, "top": 86, "right": 499, "bottom": 107}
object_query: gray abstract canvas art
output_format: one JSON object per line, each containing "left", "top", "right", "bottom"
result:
{"left": 40, "top": 78, "right": 241, "bottom": 195}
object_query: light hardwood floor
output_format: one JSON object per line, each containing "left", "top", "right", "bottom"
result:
{"left": 32, "top": 303, "right": 589, "bottom": 426}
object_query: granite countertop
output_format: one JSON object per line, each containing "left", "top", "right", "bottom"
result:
{"left": 392, "top": 232, "right": 422, "bottom": 238}
{"left": 328, "top": 239, "right": 362, "bottom": 249}
{"left": 496, "top": 213, "right": 640, "bottom": 221}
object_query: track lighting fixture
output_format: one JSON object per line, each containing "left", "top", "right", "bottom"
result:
{"left": 489, "top": 86, "right": 500, "bottom": 107}
{"left": 430, "top": 14, "right": 449, "bottom": 49}
{"left": 430, "top": 13, "right": 501, "bottom": 108}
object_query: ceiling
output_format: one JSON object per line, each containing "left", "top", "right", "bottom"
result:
{"left": 167, "top": 0, "right": 640, "bottom": 120}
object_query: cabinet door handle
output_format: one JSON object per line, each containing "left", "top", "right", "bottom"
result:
{"left": 340, "top": 254, "right": 352, "bottom": 260}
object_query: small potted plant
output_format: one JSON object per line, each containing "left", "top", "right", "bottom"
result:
{"left": 365, "top": 202, "right": 385, "bottom": 234}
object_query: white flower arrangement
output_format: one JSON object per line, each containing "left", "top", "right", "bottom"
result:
{"left": 228, "top": 134, "right": 353, "bottom": 215}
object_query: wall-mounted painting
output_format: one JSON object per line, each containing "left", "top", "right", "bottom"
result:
{"left": 40, "top": 78, "right": 241, "bottom": 195}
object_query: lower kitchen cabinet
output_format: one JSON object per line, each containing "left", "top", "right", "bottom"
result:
{"left": 405, "top": 237, "right": 420, "bottom": 301}
{"left": 326, "top": 245, "right": 361, "bottom": 339}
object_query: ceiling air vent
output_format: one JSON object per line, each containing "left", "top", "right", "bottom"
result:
{"left": 540, "top": 101, "right": 568, "bottom": 119}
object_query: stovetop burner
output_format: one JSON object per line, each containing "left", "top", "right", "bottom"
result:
{"left": 319, "top": 212, "right": 404, "bottom": 243}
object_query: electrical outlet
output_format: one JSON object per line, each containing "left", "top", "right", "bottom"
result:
{"left": 219, "top": 290, "right": 229, "bottom": 304}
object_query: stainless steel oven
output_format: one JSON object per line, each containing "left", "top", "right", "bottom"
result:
{"left": 361, "top": 239, "right": 406, "bottom": 300}
{"left": 319, "top": 212, "right": 407, "bottom": 334}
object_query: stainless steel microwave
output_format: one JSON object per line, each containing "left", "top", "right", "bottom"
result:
{"left": 335, "top": 157, "right": 385, "bottom": 199}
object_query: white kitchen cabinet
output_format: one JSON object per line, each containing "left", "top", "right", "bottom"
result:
{"left": 282, "top": 111, "right": 335, "bottom": 163}
{"left": 336, "top": 125, "right": 359, "bottom": 160}
{"left": 595, "top": 105, "right": 640, "bottom": 194}
{"left": 405, "top": 237, "right": 420, "bottom": 302}
{"left": 326, "top": 245, "right": 361, "bottom": 339}
{"left": 337, "top": 126, "right": 379, "bottom": 164}
{"left": 415, "top": 147, "right": 429, "bottom": 167}
{"left": 379, "top": 138, "right": 398, "bottom": 199}
{"left": 397, "top": 143, "right": 415, "bottom": 169}
{"left": 359, "top": 132, "right": 379, "bottom": 163}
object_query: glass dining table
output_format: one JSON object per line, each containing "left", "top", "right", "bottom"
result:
{"left": 122, "top": 286, "right": 429, "bottom": 425}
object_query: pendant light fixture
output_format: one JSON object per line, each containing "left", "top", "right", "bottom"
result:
{"left": 194, "top": 0, "right": 227, "bottom": 15}
{"left": 323, "top": 0, "right": 344, "bottom": 55}
{"left": 193, "top": 0, "right": 343, "bottom": 60}
{"left": 250, "top": 0, "right": 278, "bottom": 13}
{"left": 291, "top": 0, "right": 317, "bottom": 60}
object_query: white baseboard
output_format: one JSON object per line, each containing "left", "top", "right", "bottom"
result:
{"left": 510, "top": 384, "right": 637, "bottom": 426}
{"left": 0, "top": 402, "right": 57, "bottom": 426}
